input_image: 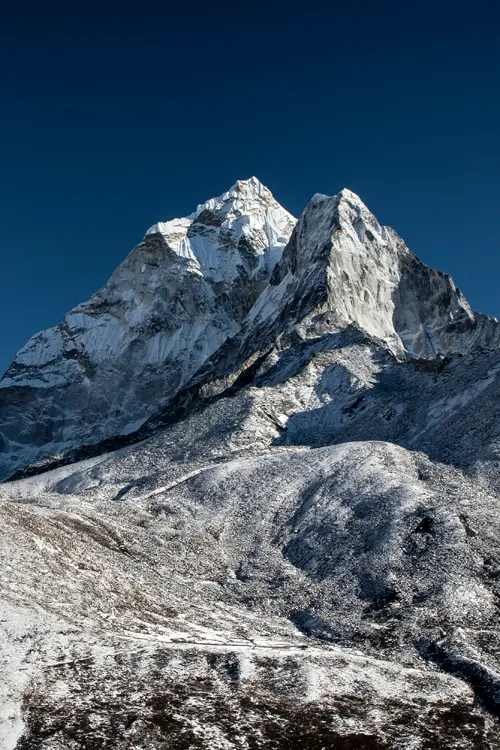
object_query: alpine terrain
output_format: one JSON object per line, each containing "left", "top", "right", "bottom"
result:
{"left": 2, "top": 177, "right": 500, "bottom": 748}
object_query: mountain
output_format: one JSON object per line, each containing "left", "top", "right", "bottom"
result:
{"left": 1, "top": 183, "right": 498, "bottom": 482}
{"left": 244, "top": 188, "right": 499, "bottom": 358}
{"left": 0, "top": 177, "right": 295, "bottom": 481}
{"left": 2, "top": 179, "right": 500, "bottom": 749}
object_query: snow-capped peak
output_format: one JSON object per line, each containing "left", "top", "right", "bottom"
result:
{"left": 191, "top": 176, "right": 272, "bottom": 216}
{"left": 146, "top": 177, "right": 286, "bottom": 237}
{"left": 239, "top": 186, "right": 500, "bottom": 362}
{"left": 0, "top": 179, "right": 296, "bottom": 480}
{"left": 1, "top": 178, "right": 499, "bottom": 482}
{"left": 143, "top": 178, "right": 295, "bottom": 284}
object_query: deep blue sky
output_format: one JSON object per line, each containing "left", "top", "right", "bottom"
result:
{"left": 1, "top": 1, "right": 499, "bottom": 375}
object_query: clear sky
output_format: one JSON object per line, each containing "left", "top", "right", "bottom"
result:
{"left": 1, "top": 0, "right": 499, "bottom": 375}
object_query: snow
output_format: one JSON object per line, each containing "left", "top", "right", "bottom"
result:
{"left": 0, "top": 430, "right": 495, "bottom": 745}
{"left": 4, "top": 177, "right": 499, "bottom": 482}
{"left": 2, "top": 176, "right": 500, "bottom": 746}
{"left": 0, "top": 178, "right": 295, "bottom": 479}
{"left": 120, "top": 418, "right": 147, "bottom": 436}
{"left": 145, "top": 177, "right": 296, "bottom": 284}
{"left": 13, "top": 327, "right": 63, "bottom": 367}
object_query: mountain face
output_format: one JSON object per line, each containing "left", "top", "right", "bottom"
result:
{"left": 2, "top": 179, "right": 500, "bottom": 749}
{"left": 0, "top": 182, "right": 497, "bottom": 481}
{"left": 0, "top": 178, "right": 295, "bottom": 481}
{"left": 249, "top": 189, "right": 499, "bottom": 357}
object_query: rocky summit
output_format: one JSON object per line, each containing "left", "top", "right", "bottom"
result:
{"left": 2, "top": 178, "right": 500, "bottom": 749}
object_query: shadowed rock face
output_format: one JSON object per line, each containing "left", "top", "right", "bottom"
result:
{"left": 3, "top": 179, "right": 500, "bottom": 748}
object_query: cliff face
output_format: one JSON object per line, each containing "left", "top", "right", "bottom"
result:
{"left": 237, "top": 188, "right": 499, "bottom": 361}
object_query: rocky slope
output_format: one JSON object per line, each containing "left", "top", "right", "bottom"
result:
{"left": 2, "top": 179, "right": 500, "bottom": 748}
